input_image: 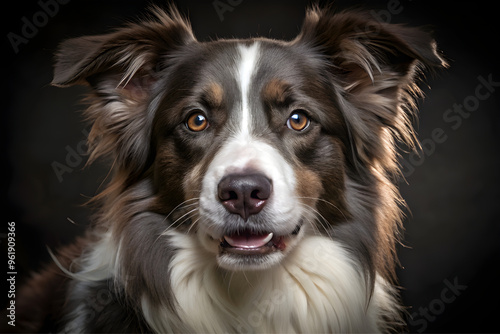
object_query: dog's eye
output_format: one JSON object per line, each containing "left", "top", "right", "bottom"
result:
{"left": 286, "top": 110, "right": 310, "bottom": 131}
{"left": 186, "top": 111, "right": 209, "bottom": 132}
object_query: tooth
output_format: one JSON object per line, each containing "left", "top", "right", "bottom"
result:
{"left": 262, "top": 232, "right": 273, "bottom": 244}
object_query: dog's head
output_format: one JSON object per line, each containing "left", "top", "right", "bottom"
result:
{"left": 53, "top": 6, "right": 445, "bottom": 274}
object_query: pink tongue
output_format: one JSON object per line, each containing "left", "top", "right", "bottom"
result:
{"left": 224, "top": 232, "right": 273, "bottom": 249}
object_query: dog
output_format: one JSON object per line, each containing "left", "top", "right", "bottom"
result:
{"left": 13, "top": 4, "right": 446, "bottom": 333}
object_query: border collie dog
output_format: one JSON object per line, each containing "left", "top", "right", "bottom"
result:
{"left": 16, "top": 5, "right": 445, "bottom": 333}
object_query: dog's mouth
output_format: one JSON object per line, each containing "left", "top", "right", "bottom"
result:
{"left": 219, "top": 224, "right": 301, "bottom": 256}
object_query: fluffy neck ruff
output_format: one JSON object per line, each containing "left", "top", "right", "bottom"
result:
{"left": 140, "top": 233, "right": 399, "bottom": 333}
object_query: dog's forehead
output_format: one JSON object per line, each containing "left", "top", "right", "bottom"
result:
{"left": 191, "top": 40, "right": 314, "bottom": 129}
{"left": 212, "top": 39, "right": 310, "bottom": 98}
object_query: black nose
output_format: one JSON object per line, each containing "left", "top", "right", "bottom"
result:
{"left": 218, "top": 173, "right": 272, "bottom": 221}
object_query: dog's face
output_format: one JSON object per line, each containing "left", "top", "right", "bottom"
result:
{"left": 53, "top": 7, "right": 445, "bottom": 273}
{"left": 150, "top": 40, "right": 349, "bottom": 270}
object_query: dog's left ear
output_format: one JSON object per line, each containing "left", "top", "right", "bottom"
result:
{"left": 293, "top": 7, "right": 447, "bottom": 173}
{"left": 294, "top": 6, "right": 447, "bottom": 83}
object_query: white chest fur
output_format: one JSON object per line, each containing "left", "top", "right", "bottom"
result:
{"left": 142, "top": 234, "right": 397, "bottom": 333}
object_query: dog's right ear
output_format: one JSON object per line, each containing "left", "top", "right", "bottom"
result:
{"left": 52, "top": 6, "right": 195, "bottom": 173}
{"left": 52, "top": 5, "right": 195, "bottom": 89}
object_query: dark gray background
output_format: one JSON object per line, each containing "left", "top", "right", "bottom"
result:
{"left": 3, "top": 1, "right": 499, "bottom": 332}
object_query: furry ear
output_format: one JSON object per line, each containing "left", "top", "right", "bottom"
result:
{"left": 293, "top": 7, "right": 447, "bottom": 175}
{"left": 52, "top": 6, "right": 195, "bottom": 175}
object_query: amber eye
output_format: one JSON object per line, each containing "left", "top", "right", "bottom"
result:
{"left": 186, "top": 111, "right": 208, "bottom": 132}
{"left": 286, "top": 110, "right": 310, "bottom": 131}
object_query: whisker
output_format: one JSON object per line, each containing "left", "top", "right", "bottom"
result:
{"left": 299, "top": 205, "right": 324, "bottom": 236}
{"left": 296, "top": 196, "right": 348, "bottom": 222}
{"left": 226, "top": 271, "right": 235, "bottom": 296}
{"left": 160, "top": 208, "right": 199, "bottom": 236}
{"left": 153, "top": 220, "right": 178, "bottom": 245}
{"left": 163, "top": 198, "right": 200, "bottom": 223}
{"left": 301, "top": 210, "right": 322, "bottom": 236}
{"left": 299, "top": 203, "right": 334, "bottom": 239}
{"left": 242, "top": 271, "right": 254, "bottom": 289}
{"left": 153, "top": 199, "right": 200, "bottom": 245}
{"left": 186, "top": 217, "right": 201, "bottom": 234}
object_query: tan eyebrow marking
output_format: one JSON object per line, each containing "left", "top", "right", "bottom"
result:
{"left": 262, "top": 78, "right": 291, "bottom": 105}
{"left": 203, "top": 82, "right": 224, "bottom": 108}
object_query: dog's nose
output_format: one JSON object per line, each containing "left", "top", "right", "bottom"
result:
{"left": 218, "top": 174, "right": 272, "bottom": 221}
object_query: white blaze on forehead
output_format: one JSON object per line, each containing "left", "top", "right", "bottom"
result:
{"left": 236, "top": 42, "right": 260, "bottom": 137}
